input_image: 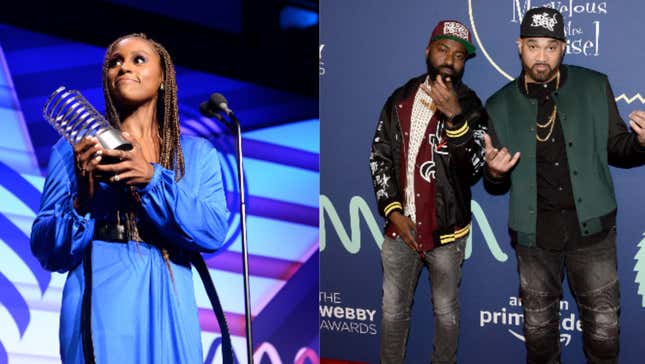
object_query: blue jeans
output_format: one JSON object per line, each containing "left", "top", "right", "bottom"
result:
{"left": 380, "top": 236, "right": 466, "bottom": 364}
{"left": 515, "top": 229, "right": 620, "bottom": 364}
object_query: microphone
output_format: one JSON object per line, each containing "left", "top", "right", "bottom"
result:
{"left": 198, "top": 91, "right": 252, "bottom": 362}
{"left": 200, "top": 92, "right": 238, "bottom": 131}
{"left": 199, "top": 100, "right": 224, "bottom": 121}
{"left": 43, "top": 86, "right": 132, "bottom": 152}
{"left": 209, "top": 92, "right": 233, "bottom": 116}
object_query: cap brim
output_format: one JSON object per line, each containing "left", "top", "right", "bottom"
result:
{"left": 520, "top": 33, "right": 565, "bottom": 42}
{"left": 432, "top": 35, "right": 476, "bottom": 56}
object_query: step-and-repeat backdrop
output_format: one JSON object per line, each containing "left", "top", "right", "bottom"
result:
{"left": 320, "top": 1, "right": 645, "bottom": 362}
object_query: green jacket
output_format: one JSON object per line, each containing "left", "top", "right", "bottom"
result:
{"left": 486, "top": 65, "right": 616, "bottom": 246}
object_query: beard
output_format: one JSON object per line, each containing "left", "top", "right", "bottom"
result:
{"left": 426, "top": 58, "right": 463, "bottom": 84}
{"left": 525, "top": 63, "right": 558, "bottom": 82}
{"left": 521, "top": 54, "right": 562, "bottom": 83}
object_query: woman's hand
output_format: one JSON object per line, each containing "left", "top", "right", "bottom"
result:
{"left": 73, "top": 136, "right": 104, "bottom": 213}
{"left": 95, "top": 132, "right": 155, "bottom": 186}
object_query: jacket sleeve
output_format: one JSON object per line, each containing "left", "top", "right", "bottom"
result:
{"left": 605, "top": 80, "right": 645, "bottom": 168}
{"left": 30, "top": 143, "right": 95, "bottom": 273}
{"left": 369, "top": 98, "right": 403, "bottom": 218}
{"left": 482, "top": 100, "right": 512, "bottom": 195}
{"left": 136, "top": 139, "right": 230, "bottom": 253}
{"left": 445, "top": 89, "right": 488, "bottom": 184}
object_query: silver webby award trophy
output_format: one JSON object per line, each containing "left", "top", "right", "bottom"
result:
{"left": 42, "top": 86, "right": 132, "bottom": 162}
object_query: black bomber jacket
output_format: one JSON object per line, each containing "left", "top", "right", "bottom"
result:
{"left": 369, "top": 74, "right": 488, "bottom": 247}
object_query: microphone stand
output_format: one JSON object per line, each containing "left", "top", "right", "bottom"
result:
{"left": 217, "top": 111, "right": 254, "bottom": 364}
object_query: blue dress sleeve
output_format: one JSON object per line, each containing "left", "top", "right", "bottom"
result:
{"left": 30, "top": 142, "right": 95, "bottom": 273}
{"left": 136, "top": 139, "right": 230, "bottom": 252}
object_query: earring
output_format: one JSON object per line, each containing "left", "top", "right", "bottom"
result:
{"left": 160, "top": 83, "right": 165, "bottom": 91}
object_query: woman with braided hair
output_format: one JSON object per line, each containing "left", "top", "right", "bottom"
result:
{"left": 30, "top": 33, "right": 230, "bottom": 363}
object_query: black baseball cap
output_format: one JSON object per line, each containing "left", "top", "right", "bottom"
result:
{"left": 520, "top": 7, "right": 565, "bottom": 41}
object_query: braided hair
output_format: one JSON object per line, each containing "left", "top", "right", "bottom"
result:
{"left": 101, "top": 34, "right": 185, "bottom": 283}
{"left": 102, "top": 33, "right": 185, "bottom": 180}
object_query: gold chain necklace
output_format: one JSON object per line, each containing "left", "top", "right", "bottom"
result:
{"left": 536, "top": 105, "right": 557, "bottom": 142}
{"left": 526, "top": 71, "right": 560, "bottom": 142}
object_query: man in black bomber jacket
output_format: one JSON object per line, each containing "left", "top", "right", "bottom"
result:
{"left": 369, "top": 20, "right": 487, "bottom": 364}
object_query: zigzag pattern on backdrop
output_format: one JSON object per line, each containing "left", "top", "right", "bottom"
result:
{"left": 615, "top": 93, "right": 645, "bottom": 105}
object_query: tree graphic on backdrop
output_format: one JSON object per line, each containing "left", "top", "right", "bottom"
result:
{"left": 634, "top": 233, "right": 645, "bottom": 308}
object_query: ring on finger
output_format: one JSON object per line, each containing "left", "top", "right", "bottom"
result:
{"left": 113, "top": 174, "right": 120, "bottom": 182}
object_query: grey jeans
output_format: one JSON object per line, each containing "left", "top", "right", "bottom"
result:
{"left": 515, "top": 229, "right": 620, "bottom": 364}
{"left": 380, "top": 235, "right": 466, "bottom": 364}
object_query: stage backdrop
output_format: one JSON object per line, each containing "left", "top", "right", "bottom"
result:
{"left": 320, "top": 1, "right": 645, "bottom": 362}
{"left": 0, "top": 24, "right": 319, "bottom": 364}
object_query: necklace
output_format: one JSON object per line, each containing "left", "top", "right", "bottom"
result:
{"left": 526, "top": 71, "right": 560, "bottom": 142}
{"left": 536, "top": 105, "right": 557, "bottom": 142}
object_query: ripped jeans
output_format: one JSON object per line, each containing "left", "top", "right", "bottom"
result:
{"left": 380, "top": 236, "right": 466, "bottom": 364}
{"left": 515, "top": 230, "right": 620, "bottom": 364}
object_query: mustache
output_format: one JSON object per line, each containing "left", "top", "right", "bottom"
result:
{"left": 531, "top": 63, "right": 551, "bottom": 69}
{"left": 427, "top": 59, "right": 463, "bottom": 84}
{"left": 437, "top": 65, "right": 456, "bottom": 74}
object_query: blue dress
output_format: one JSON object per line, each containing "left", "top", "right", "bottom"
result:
{"left": 30, "top": 135, "right": 230, "bottom": 363}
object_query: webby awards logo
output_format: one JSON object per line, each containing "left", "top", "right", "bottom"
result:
{"left": 319, "top": 291, "right": 378, "bottom": 336}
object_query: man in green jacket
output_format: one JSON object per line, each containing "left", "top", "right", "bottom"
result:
{"left": 484, "top": 6, "right": 645, "bottom": 364}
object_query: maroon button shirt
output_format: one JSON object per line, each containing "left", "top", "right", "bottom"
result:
{"left": 385, "top": 89, "right": 441, "bottom": 251}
